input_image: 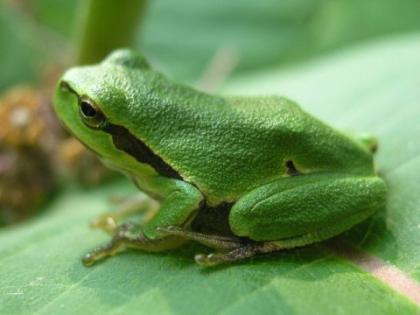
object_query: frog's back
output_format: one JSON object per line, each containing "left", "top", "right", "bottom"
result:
{"left": 199, "top": 96, "right": 374, "bottom": 200}
{"left": 119, "top": 76, "right": 374, "bottom": 205}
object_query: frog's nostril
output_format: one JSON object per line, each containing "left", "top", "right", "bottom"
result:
{"left": 60, "top": 81, "right": 71, "bottom": 92}
{"left": 59, "top": 81, "right": 78, "bottom": 97}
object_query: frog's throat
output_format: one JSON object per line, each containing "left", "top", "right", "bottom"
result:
{"left": 102, "top": 123, "right": 182, "bottom": 180}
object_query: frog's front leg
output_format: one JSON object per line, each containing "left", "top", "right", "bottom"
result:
{"left": 83, "top": 176, "right": 203, "bottom": 266}
{"left": 82, "top": 222, "right": 185, "bottom": 266}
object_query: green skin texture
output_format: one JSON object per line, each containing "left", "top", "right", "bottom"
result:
{"left": 53, "top": 49, "right": 387, "bottom": 265}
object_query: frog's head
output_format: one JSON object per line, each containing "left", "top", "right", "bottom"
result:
{"left": 53, "top": 49, "right": 158, "bottom": 176}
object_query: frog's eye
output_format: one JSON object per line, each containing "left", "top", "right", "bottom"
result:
{"left": 79, "top": 98, "right": 107, "bottom": 129}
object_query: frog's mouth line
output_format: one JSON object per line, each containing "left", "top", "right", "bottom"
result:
{"left": 102, "top": 122, "right": 182, "bottom": 180}
{"left": 59, "top": 81, "right": 77, "bottom": 96}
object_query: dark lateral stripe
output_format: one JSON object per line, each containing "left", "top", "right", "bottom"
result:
{"left": 103, "top": 123, "right": 181, "bottom": 179}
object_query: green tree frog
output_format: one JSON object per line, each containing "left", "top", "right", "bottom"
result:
{"left": 53, "top": 49, "right": 387, "bottom": 267}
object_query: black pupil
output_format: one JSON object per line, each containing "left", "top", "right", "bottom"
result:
{"left": 80, "top": 100, "right": 97, "bottom": 117}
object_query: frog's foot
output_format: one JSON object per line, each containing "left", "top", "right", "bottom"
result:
{"left": 82, "top": 222, "right": 183, "bottom": 266}
{"left": 83, "top": 223, "right": 132, "bottom": 266}
{"left": 194, "top": 242, "right": 280, "bottom": 267}
{"left": 90, "top": 213, "right": 118, "bottom": 234}
{"left": 156, "top": 226, "right": 280, "bottom": 267}
{"left": 90, "top": 195, "right": 158, "bottom": 234}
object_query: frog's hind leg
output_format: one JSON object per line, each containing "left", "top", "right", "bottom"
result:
{"left": 229, "top": 173, "right": 387, "bottom": 242}
{"left": 192, "top": 216, "right": 372, "bottom": 267}
{"left": 199, "top": 211, "right": 380, "bottom": 267}
{"left": 157, "top": 226, "right": 273, "bottom": 267}
{"left": 157, "top": 226, "right": 243, "bottom": 250}
{"left": 159, "top": 226, "right": 320, "bottom": 267}
{"left": 187, "top": 214, "right": 370, "bottom": 267}
{"left": 194, "top": 242, "right": 281, "bottom": 267}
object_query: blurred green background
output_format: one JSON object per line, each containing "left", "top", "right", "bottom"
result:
{"left": 2, "top": 0, "right": 420, "bottom": 91}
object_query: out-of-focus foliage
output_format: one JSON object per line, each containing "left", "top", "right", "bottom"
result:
{"left": 0, "top": 87, "right": 59, "bottom": 224}
{"left": 2, "top": 0, "right": 420, "bottom": 90}
{"left": 0, "top": 2, "right": 40, "bottom": 90}
{"left": 29, "top": 0, "right": 78, "bottom": 37}
{"left": 140, "top": 0, "right": 420, "bottom": 81}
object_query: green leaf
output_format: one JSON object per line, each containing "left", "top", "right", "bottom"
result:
{"left": 140, "top": 0, "right": 420, "bottom": 81}
{"left": 30, "top": 0, "right": 78, "bottom": 37}
{"left": 4, "top": 0, "right": 420, "bottom": 90}
{"left": 0, "top": 1, "right": 69, "bottom": 92}
{"left": 0, "top": 3, "right": 42, "bottom": 91}
{"left": 1, "top": 33, "right": 420, "bottom": 314}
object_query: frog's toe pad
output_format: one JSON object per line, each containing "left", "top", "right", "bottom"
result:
{"left": 194, "top": 253, "right": 220, "bottom": 267}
